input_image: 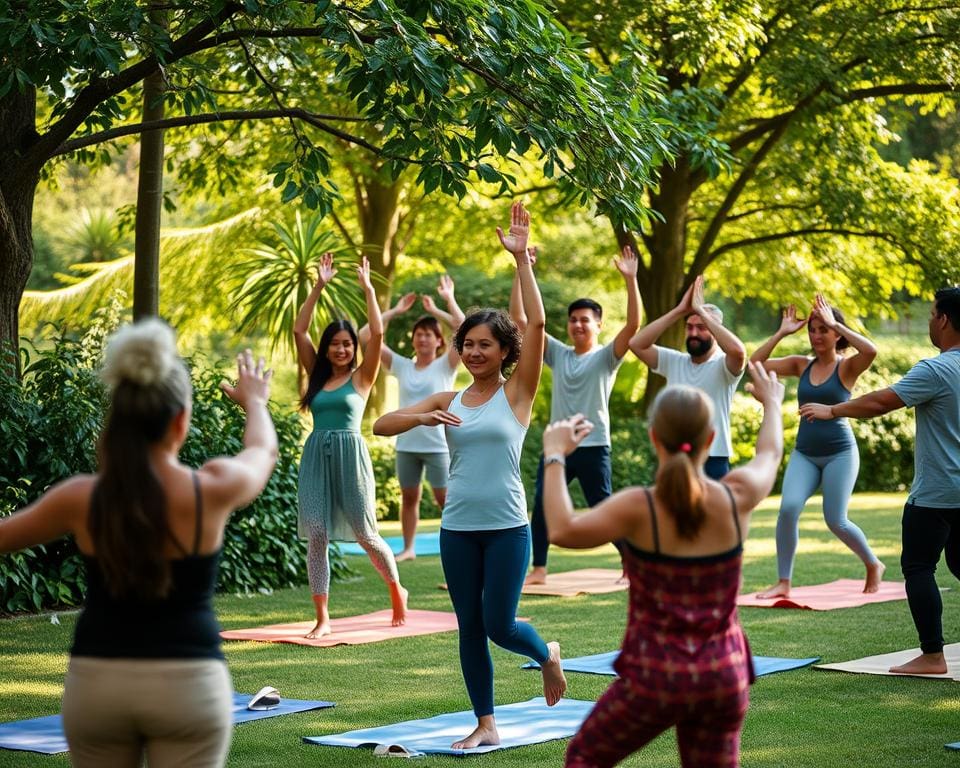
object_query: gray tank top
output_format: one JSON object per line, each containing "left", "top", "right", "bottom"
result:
{"left": 795, "top": 360, "right": 855, "bottom": 456}
{"left": 442, "top": 386, "right": 529, "bottom": 531}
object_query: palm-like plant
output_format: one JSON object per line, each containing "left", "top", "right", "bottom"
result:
{"left": 229, "top": 211, "right": 373, "bottom": 391}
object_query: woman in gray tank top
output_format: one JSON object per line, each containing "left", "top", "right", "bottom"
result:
{"left": 750, "top": 294, "right": 884, "bottom": 599}
{"left": 375, "top": 202, "right": 566, "bottom": 750}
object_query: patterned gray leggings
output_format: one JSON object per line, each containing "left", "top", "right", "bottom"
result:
{"left": 305, "top": 523, "right": 399, "bottom": 595}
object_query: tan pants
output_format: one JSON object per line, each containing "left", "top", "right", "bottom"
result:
{"left": 62, "top": 656, "right": 232, "bottom": 768}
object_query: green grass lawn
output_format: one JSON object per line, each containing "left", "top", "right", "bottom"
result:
{"left": 2, "top": 492, "right": 958, "bottom": 766}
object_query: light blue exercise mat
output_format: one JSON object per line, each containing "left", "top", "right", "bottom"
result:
{"left": 0, "top": 693, "right": 335, "bottom": 755}
{"left": 304, "top": 696, "right": 595, "bottom": 756}
{"left": 522, "top": 651, "right": 820, "bottom": 678}
{"left": 947, "top": 742, "right": 960, "bottom": 750}
{"left": 340, "top": 531, "right": 441, "bottom": 556}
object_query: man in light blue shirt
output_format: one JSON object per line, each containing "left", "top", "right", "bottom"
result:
{"left": 511, "top": 246, "right": 641, "bottom": 584}
{"left": 801, "top": 286, "right": 960, "bottom": 676}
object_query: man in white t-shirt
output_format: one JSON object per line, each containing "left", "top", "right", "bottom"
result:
{"left": 511, "top": 247, "right": 641, "bottom": 584}
{"left": 629, "top": 275, "right": 746, "bottom": 479}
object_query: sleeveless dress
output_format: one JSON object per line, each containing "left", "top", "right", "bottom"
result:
{"left": 297, "top": 378, "right": 378, "bottom": 542}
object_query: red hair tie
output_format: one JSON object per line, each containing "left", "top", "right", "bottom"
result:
{"left": 679, "top": 442, "right": 692, "bottom": 453}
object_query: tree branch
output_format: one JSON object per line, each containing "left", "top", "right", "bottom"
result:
{"left": 707, "top": 227, "right": 907, "bottom": 263}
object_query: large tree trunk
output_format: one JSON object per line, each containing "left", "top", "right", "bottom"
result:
{"left": 133, "top": 12, "right": 167, "bottom": 321}
{"left": 616, "top": 159, "right": 695, "bottom": 414}
{"left": 0, "top": 88, "right": 41, "bottom": 370}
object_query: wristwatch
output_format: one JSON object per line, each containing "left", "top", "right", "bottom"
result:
{"left": 543, "top": 454, "right": 566, "bottom": 468}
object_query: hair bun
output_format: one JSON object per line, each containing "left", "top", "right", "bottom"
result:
{"left": 102, "top": 318, "right": 179, "bottom": 388}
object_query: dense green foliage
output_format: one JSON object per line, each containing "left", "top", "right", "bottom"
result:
{"left": 0, "top": 313, "right": 347, "bottom": 614}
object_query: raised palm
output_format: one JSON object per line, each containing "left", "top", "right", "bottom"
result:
{"left": 356, "top": 255, "right": 373, "bottom": 291}
{"left": 811, "top": 293, "right": 837, "bottom": 328}
{"left": 615, "top": 245, "right": 639, "bottom": 278}
{"left": 421, "top": 294, "right": 438, "bottom": 313}
{"left": 779, "top": 305, "right": 806, "bottom": 334}
{"left": 437, "top": 274, "right": 455, "bottom": 303}
{"left": 317, "top": 252, "right": 337, "bottom": 285}
{"left": 496, "top": 201, "right": 530, "bottom": 256}
{"left": 395, "top": 292, "right": 417, "bottom": 313}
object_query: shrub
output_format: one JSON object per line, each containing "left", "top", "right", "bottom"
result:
{"left": 0, "top": 312, "right": 346, "bottom": 614}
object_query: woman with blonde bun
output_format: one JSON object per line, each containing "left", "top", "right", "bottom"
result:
{"left": 0, "top": 318, "right": 277, "bottom": 768}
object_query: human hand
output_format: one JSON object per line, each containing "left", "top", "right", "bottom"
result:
{"left": 798, "top": 402, "right": 834, "bottom": 422}
{"left": 437, "top": 274, "right": 455, "bottom": 303}
{"left": 421, "top": 294, "right": 438, "bottom": 314}
{"left": 317, "top": 252, "right": 337, "bottom": 286}
{"left": 675, "top": 280, "right": 696, "bottom": 315}
{"left": 779, "top": 304, "right": 806, "bottom": 335}
{"left": 744, "top": 361, "right": 784, "bottom": 407}
{"left": 419, "top": 410, "right": 463, "bottom": 428}
{"left": 615, "top": 245, "right": 639, "bottom": 278}
{"left": 356, "top": 255, "right": 373, "bottom": 291}
{"left": 526, "top": 246, "right": 538, "bottom": 267}
{"left": 496, "top": 201, "right": 530, "bottom": 258}
{"left": 542, "top": 414, "right": 595, "bottom": 457}
{"left": 810, "top": 293, "right": 837, "bottom": 329}
{"left": 220, "top": 349, "right": 272, "bottom": 409}
{"left": 690, "top": 275, "right": 706, "bottom": 315}
{"left": 394, "top": 292, "right": 417, "bottom": 313}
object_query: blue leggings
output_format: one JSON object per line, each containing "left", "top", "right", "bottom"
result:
{"left": 440, "top": 526, "right": 550, "bottom": 717}
{"left": 775, "top": 447, "right": 878, "bottom": 580}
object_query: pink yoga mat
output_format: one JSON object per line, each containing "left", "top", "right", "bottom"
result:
{"left": 737, "top": 579, "right": 907, "bottom": 611}
{"left": 220, "top": 609, "right": 459, "bottom": 647}
{"left": 521, "top": 568, "right": 627, "bottom": 597}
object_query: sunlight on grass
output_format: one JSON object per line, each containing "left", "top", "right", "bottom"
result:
{"left": 0, "top": 682, "right": 62, "bottom": 697}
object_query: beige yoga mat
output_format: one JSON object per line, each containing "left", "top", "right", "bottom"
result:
{"left": 220, "top": 609, "right": 459, "bottom": 647}
{"left": 521, "top": 568, "right": 627, "bottom": 597}
{"left": 815, "top": 643, "right": 960, "bottom": 680}
{"left": 737, "top": 579, "right": 908, "bottom": 610}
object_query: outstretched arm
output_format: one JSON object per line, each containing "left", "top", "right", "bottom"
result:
{"left": 749, "top": 305, "right": 809, "bottom": 378}
{"left": 293, "top": 252, "right": 336, "bottom": 373}
{"left": 359, "top": 292, "right": 416, "bottom": 370}
{"left": 612, "top": 246, "right": 641, "bottom": 359}
{"left": 690, "top": 276, "right": 746, "bottom": 375}
{"left": 508, "top": 247, "right": 536, "bottom": 336}
{"left": 799, "top": 388, "right": 904, "bottom": 422}
{"left": 434, "top": 274, "right": 466, "bottom": 368}
{"left": 0, "top": 475, "right": 92, "bottom": 554}
{"left": 500, "top": 204, "right": 544, "bottom": 423}
{"left": 373, "top": 391, "right": 459, "bottom": 436}
{"left": 355, "top": 257, "right": 383, "bottom": 393}
{"left": 628, "top": 281, "right": 693, "bottom": 368}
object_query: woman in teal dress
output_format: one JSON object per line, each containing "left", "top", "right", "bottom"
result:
{"left": 294, "top": 253, "right": 407, "bottom": 639}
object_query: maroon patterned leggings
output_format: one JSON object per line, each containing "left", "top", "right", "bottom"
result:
{"left": 565, "top": 674, "right": 748, "bottom": 768}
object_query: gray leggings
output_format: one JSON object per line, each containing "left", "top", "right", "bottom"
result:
{"left": 305, "top": 523, "right": 399, "bottom": 595}
{"left": 775, "top": 446, "right": 878, "bottom": 580}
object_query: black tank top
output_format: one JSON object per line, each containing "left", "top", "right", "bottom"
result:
{"left": 71, "top": 473, "right": 224, "bottom": 660}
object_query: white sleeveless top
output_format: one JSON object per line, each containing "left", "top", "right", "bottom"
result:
{"left": 441, "top": 386, "right": 528, "bottom": 531}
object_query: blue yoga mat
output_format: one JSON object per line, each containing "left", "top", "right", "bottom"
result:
{"left": 0, "top": 693, "right": 335, "bottom": 755}
{"left": 947, "top": 742, "right": 960, "bottom": 750}
{"left": 304, "top": 696, "right": 594, "bottom": 756}
{"left": 340, "top": 531, "right": 441, "bottom": 556}
{"left": 522, "top": 651, "right": 820, "bottom": 678}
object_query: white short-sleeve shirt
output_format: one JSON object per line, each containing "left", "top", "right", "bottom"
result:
{"left": 387, "top": 355, "right": 458, "bottom": 453}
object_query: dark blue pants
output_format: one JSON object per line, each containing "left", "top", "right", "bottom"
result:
{"left": 440, "top": 525, "right": 549, "bottom": 717}
{"left": 531, "top": 445, "right": 613, "bottom": 567}
{"left": 704, "top": 456, "right": 730, "bottom": 480}
{"left": 901, "top": 502, "right": 960, "bottom": 654}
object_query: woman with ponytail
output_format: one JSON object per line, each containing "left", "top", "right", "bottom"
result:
{"left": 541, "top": 364, "right": 785, "bottom": 768}
{"left": 294, "top": 252, "right": 407, "bottom": 639}
{"left": 0, "top": 319, "right": 277, "bottom": 767}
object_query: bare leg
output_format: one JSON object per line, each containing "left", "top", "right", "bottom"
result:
{"left": 524, "top": 566, "right": 547, "bottom": 586}
{"left": 540, "top": 641, "right": 566, "bottom": 706}
{"left": 451, "top": 714, "right": 500, "bottom": 750}
{"left": 389, "top": 581, "right": 409, "bottom": 626}
{"left": 890, "top": 652, "right": 947, "bottom": 675}
{"left": 864, "top": 560, "right": 886, "bottom": 593}
{"left": 757, "top": 579, "right": 791, "bottom": 599}
{"left": 306, "top": 594, "right": 331, "bottom": 639}
{"left": 397, "top": 486, "right": 422, "bottom": 562}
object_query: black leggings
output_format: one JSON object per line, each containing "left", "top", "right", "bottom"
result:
{"left": 900, "top": 502, "right": 960, "bottom": 653}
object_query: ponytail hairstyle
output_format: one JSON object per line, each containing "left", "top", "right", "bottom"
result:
{"left": 650, "top": 385, "right": 715, "bottom": 540}
{"left": 300, "top": 320, "right": 358, "bottom": 411}
{"left": 91, "top": 318, "right": 192, "bottom": 599}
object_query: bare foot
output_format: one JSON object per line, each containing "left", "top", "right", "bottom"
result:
{"left": 524, "top": 567, "right": 547, "bottom": 586}
{"left": 540, "top": 641, "right": 567, "bottom": 706}
{"left": 890, "top": 652, "right": 947, "bottom": 675}
{"left": 396, "top": 548, "right": 417, "bottom": 563}
{"left": 304, "top": 621, "right": 331, "bottom": 639}
{"left": 390, "top": 583, "right": 409, "bottom": 626}
{"left": 863, "top": 561, "right": 886, "bottom": 593}
{"left": 451, "top": 718, "right": 499, "bottom": 750}
{"left": 756, "top": 579, "right": 791, "bottom": 599}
